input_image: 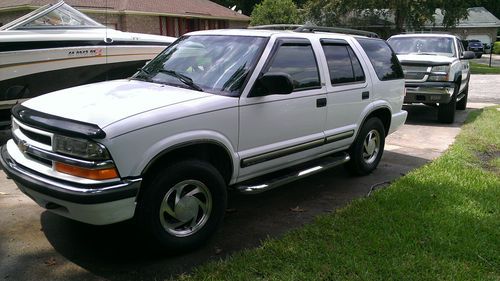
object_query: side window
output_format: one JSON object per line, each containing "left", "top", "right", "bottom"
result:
{"left": 348, "top": 47, "right": 365, "bottom": 82}
{"left": 266, "top": 43, "right": 320, "bottom": 91}
{"left": 322, "top": 43, "right": 365, "bottom": 85}
{"left": 457, "top": 39, "right": 465, "bottom": 56}
{"left": 356, "top": 38, "right": 404, "bottom": 81}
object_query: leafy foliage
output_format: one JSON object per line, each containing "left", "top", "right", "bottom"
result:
{"left": 250, "top": 0, "right": 301, "bottom": 26}
{"left": 211, "top": 0, "right": 308, "bottom": 17}
{"left": 305, "top": 0, "right": 473, "bottom": 32}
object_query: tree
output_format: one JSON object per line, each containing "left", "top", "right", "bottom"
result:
{"left": 212, "top": 0, "right": 309, "bottom": 17}
{"left": 250, "top": 0, "right": 301, "bottom": 26}
{"left": 305, "top": 0, "right": 473, "bottom": 32}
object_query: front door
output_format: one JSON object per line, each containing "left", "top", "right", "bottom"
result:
{"left": 238, "top": 38, "right": 327, "bottom": 181}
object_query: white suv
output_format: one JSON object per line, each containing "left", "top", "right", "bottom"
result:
{"left": 1, "top": 29, "right": 407, "bottom": 250}
{"left": 387, "top": 34, "right": 475, "bottom": 123}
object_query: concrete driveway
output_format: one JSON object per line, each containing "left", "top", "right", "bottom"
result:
{"left": 0, "top": 75, "right": 499, "bottom": 281}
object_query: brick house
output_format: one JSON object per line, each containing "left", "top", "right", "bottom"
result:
{"left": 0, "top": 0, "right": 250, "bottom": 36}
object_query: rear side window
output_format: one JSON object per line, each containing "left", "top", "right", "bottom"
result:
{"left": 356, "top": 38, "right": 403, "bottom": 81}
{"left": 267, "top": 43, "right": 320, "bottom": 90}
{"left": 322, "top": 43, "right": 365, "bottom": 84}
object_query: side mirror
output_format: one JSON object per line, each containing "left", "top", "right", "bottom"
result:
{"left": 461, "top": 51, "right": 475, "bottom": 60}
{"left": 250, "top": 72, "right": 294, "bottom": 97}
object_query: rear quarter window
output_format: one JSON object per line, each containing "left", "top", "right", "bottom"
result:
{"left": 356, "top": 38, "right": 403, "bottom": 81}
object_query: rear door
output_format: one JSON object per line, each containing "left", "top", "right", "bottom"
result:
{"left": 320, "top": 39, "right": 372, "bottom": 150}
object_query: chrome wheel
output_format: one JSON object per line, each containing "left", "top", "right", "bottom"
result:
{"left": 363, "top": 129, "right": 380, "bottom": 165}
{"left": 159, "top": 179, "right": 212, "bottom": 237}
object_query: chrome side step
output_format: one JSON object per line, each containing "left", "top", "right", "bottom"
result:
{"left": 234, "top": 153, "right": 350, "bottom": 194}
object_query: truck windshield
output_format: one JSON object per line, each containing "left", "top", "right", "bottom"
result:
{"left": 134, "top": 35, "right": 267, "bottom": 96}
{"left": 387, "top": 37, "right": 456, "bottom": 57}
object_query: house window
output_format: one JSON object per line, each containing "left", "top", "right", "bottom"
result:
{"left": 160, "top": 17, "right": 230, "bottom": 37}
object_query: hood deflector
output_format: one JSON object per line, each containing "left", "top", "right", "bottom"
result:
{"left": 12, "top": 104, "right": 106, "bottom": 139}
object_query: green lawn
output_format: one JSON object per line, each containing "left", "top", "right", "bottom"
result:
{"left": 177, "top": 106, "right": 500, "bottom": 281}
{"left": 470, "top": 62, "right": 500, "bottom": 74}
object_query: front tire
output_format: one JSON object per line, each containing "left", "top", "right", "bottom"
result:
{"left": 456, "top": 83, "right": 469, "bottom": 110}
{"left": 438, "top": 82, "right": 458, "bottom": 123}
{"left": 345, "top": 118, "right": 385, "bottom": 176}
{"left": 136, "top": 160, "right": 227, "bottom": 252}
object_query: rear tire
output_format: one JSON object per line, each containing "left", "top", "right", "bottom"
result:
{"left": 136, "top": 159, "right": 227, "bottom": 252}
{"left": 345, "top": 118, "right": 385, "bottom": 176}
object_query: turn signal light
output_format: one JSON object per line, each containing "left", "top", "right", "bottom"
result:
{"left": 54, "top": 162, "right": 119, "bottom": 180}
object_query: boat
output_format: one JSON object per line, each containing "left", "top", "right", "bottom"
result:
{"left": 0, "top": 1, "right": 176, "bottom": 124}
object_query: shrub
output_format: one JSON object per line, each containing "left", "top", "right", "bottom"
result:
{"left": 493, "top": 42, "right": 500, "bottom": 55}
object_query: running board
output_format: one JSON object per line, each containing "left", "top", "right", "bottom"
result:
{"left": 234, "top": 153, "right": 350, "bottom": 194}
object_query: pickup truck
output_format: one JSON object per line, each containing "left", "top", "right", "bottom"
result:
{"left": 1, "top": 29, "right": 407, "bottom": 251}
{"left": 387, "top": 34, "right": 475, "bottom": 123}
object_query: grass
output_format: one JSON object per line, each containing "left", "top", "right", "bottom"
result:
{"left": 177, "top": 106, "right": 500, "bottom": 281}
{"left": 470, "top": 61, "right": 500, "bottom": 74}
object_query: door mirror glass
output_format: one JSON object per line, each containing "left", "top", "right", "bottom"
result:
{"left": 461, "top": 51, "right": 475, "bottom": 60}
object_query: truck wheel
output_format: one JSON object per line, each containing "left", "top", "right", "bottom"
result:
{"left": 456, "top": 84, "right": 468, "bottom": 110}
{"left": 136, "top": 160, "right": 227, "bottom": 252}
{"left": 345, "top": 117, "right": 385, "bottom": 176}
{"left": 438, "top": 83, "right": 458, "bottom": 123}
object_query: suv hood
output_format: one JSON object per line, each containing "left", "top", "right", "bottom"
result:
{"left": 21, "top": 80, "right": 215, "bottom": 128}
{"left": 396, "top": 54, "right": 456, "bottom": 65}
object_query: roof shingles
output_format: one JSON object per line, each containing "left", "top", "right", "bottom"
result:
{"left": 0, "top": 0, "right": 250, "bottom": 21}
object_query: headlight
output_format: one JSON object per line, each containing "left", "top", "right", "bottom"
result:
{"left": 53, "top": 135, "right": 119, "bottom": 180}
{"left": 428, "top": 65, "right": 450, "bottom": 81}
{"left": 53, "top": 135, "right": 111, "bottom": 160}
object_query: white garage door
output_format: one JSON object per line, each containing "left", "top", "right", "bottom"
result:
{"left": 466, "top": 34, "right": 491, "bottom": 45}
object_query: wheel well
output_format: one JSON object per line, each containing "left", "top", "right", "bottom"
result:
{"left": 142, "top": 142, "right": 233, "bottom": 186}
{"left": 365, "top": 107, "right": 391, "bottom": 136}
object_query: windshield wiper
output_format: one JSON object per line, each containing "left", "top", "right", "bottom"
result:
{"left": 158, "top": 69, "right": 204, "bottom": 92}
{"left": 133, "top": 68, "right": 152, "bottom": 82}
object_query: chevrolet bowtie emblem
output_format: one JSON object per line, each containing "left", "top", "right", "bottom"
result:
{"left": 18, "top": 140, "right": 29, "bottom": 154}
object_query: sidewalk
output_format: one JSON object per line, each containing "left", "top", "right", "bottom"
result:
{"left": 474, "top": 53, "right": 500, "bottom": 67}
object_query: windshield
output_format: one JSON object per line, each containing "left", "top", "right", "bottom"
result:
{"left": 387, "top": 37, "right": 456, "bottom": 57}
{"left": 1, "top": 1, "right": 103, "bottom": 30}
{"left": 134, "top": 35, "right": 267, "bottom": 96}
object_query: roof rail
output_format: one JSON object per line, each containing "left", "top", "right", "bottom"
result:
{"left": 248, "top": 24, "right": 302, "bottom": 30}
{"left": 295, "top": 25, "right": 380, "bottom": 38}
{"left": 247, "top": 24, "right": 380, "bottom": 38}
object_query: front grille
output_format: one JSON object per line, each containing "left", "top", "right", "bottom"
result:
{"left": 402, "top": 65, "right": 428, "bottom": 80}
{"left": 29, "top": 153, "right": 53, "bottom": 166}
{"left": 19, "top": 127, "right": 51, "bottom": 146}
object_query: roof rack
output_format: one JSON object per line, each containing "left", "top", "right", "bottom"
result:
{"left": 295, "top": 26, "right": 380, "bottom": 38}
{"left": 247, "top": 24, "right": 380, "bottom": 38}
{"left": 248, "top": 24, "right": 302, "bottom": 30}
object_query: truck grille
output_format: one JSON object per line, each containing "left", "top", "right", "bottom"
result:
{"left": 19, "top": 126, "right": 52, "bottom": 146}
{"left": 401, "top": 65, "right": 429, "bottom": 80}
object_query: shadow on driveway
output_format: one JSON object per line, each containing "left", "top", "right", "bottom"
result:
{"left": 36, "top": 150, "right": 428, "bottom": 281}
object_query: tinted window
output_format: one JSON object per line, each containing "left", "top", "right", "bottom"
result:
{"left": 357, "top": 38, "right": 404, "bottom": 81}
{"left": 267, "top": 43, "right": 320, "bottom": 90}
{"left": 321, "top": 43, "right": 366, "bottom": 85}
{"left": 348, "top": 47, "right": 365, "bottom": 82}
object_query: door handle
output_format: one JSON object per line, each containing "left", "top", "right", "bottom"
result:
{"left": 362, "top": 91, "right": 369, "bottom": 100}
{"left": 316, "top": 98, "right": 327, "bottom": 108}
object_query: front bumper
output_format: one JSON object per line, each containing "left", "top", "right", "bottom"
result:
{"left": 0, "top": 145, "right": 141, "bottom": 225}
{"left": 404, "top": 81, "right": 455, "bottom": 104}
